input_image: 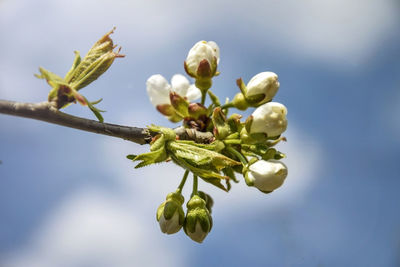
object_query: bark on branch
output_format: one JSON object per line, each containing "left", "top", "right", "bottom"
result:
{"left": 0, "top": 99, "right": 214, "bottom": 145}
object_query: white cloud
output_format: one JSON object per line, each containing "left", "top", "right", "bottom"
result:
{"left": 0, "top": 0, "right": 398, "bottom": 100}
{"left": 241, "top": 0, "right": 398, "bottom": 65}
{"left": 2, "top": 188, "right": 185, "bottom": 267}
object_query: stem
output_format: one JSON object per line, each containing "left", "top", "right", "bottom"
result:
{"left": 192, "top": 175, "right": 198, "bottom": 195}
{"left": 201, "top": 92, "right": 207, "bottom": 106}
{"left": 224, "top": 139, "right": 242, "bottom": 145}
{"left": 226, "top": 146, "right": 248, "bottom": 165}
{"left": 221, "top": 102, "right": 235, "bottom": 109}
{"left": 0, "top": 100, "right": 215, "bottom": 144}
{"left": 177, "top": 170, "right": 189, "bottom": 193}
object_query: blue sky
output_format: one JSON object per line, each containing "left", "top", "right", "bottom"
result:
{"left": 1, "top": 0, "right": 400, "bottom": 266}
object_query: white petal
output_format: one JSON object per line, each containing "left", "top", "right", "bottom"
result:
{"left": 171, "top": 74, "right": 190, "bottom": 96}
{"left": 185, "top": 84, "right": 202, "bottom": 102}
{"left": 146, "top": 74, "right": 171, "bottom": 107}
{"left": 188, "top": 222, "right": 208, "bottom": 243}
{"left": 158, "top": 210, "right": 182, "bottom": 235}
{"left": 207, "top": 41, "right": 220, "bottom": 64}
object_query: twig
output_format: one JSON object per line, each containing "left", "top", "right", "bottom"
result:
{"left": 0, "top": 99, "right": 214, "bottom": 144}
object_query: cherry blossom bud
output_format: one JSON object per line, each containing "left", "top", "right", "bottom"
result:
{"left": 246, "top": 72, "right": 279, "bottom": 105}
{"left": 245, "top": 160, "right": 288, "bottom": 193}
{"left": 184, "top": 41, "right": 219, "bottom": 92}
{"left": 184, "top": 194, "right": 212, "bottom": 243}
{"left": 249, "top": 102, "right": 288, "bottom": 137}
{"left": 156, "top": 191, "right": 185, "bottom": 235}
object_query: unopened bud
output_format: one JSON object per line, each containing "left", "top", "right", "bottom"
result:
{"left": 184, "top": 195, "right": 213, "bottom": 243}
{"left": 156, "top": 191, "right": 185, "bottom": 235}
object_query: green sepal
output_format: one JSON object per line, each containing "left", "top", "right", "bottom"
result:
{"left": 196, "top": 191, "right": 214, "bottom": 214}
{"left": 207, "top": 90, "right": 221, "bottom": 106}
{"left": 274, "top": 151, "right": 286, "bottom": 160}
{"left": 227, "top": 114, "right": 243, "bottom": 133}
{"left": 246, "top": 93, "right": 265, "bottom": 106}
{"left": 232, "top": 92, "right": 249, "bottom": 111}
{"left": 188, "top": 103, "right": 208, "bottom": 119}
{"left": 236, "top": 78, "right": 247, "bottom": 95}
{"left": 184, "top": 195, "right": 212, "bottom": 235}
{"left": 244, "top": 171, "right": 255, "bottom": 186}
{"left": 156, "top": 104, "right": 176, "bottom": 117}
{"left": 162, "top": 192, "right": 184, "bottom": 220}
{"left": 244, "top": 115, "right": 253, "bottom": 133}
{"left": 170, "top": 92, "right": 189, "bottom": 117}
{"left": 249, "top": 132, "right": 268, "bottom": 143}
{"left": 212, "top": 107, "right": 231, "bottom": 140}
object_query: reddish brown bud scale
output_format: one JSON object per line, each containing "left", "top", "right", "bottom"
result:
{"left": 196, "top": 59, "right": 212, "bottom": 78}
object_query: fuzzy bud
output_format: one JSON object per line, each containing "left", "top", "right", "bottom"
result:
{"left": 184, "top": 194, "right": 213, "bottom": 243}
{"left": 156, "top": 191, "right": 185, "bottom": 235}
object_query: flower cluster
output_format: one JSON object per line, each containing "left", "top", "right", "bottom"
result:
{"left": 130, "top": 40, "right": 288, "bottom": 243}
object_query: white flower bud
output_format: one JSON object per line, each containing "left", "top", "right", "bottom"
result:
{"left": 250, "top": 102, "right": 288, "bottom": 137}
{"left": 146, "top": 74, "right": 201, "bottom": 107}
{"left": 185, "top": 41, "right": 219, "bottom": 79}
{"left": 184, "top": 195, "right": 212, "bottom": 243}
{"left": 246, "top": 72, "right": 279, "bottom": 105}
{"left": 158, "top": 205, "right": 183, "bottom": 234}
{"left": 245, "top": 160, "right": 288, "bottom": 192}
{"left": 156, "top": 192, "right": 185, "bottom": 235}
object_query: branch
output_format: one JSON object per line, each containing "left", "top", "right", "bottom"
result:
{"left": 0, "top": 99, "right": 152, "bottom": 144}
{"left": 0, "top": 99, "right": 214, "bottom": 144}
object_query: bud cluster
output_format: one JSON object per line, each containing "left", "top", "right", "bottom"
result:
{"left": 131, "top": 39, "right": 289, "bottom": 242}
{"left": 156, "top": 188, "right": 214, "bottom": 243}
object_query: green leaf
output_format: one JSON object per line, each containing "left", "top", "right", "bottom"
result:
{"left": 132, "top": 147, "right": 168, "bottom": 168}
{"left": 223, "top": 167, "right": 239, "bottom": 183}
{"left": 126, "top": 154, "right": 137, "bottom": 160}
{"left": 168, "top": 141, "right": 240, "bottom": 171}
{"left": 81, "top": 96, "right": 105, "bottom": 122}
{"left": 64, "top": 51, "right": 82, "bottom": 82}
{"left": 67, "top": 28, "right": 125, "bottom": 91}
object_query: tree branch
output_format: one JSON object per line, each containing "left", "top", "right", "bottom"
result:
{"left": 0, "top": 99, "right": 152, "bottom": 144}
{"left": 0, "top": 99, "right": 215, "bottom": 144}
